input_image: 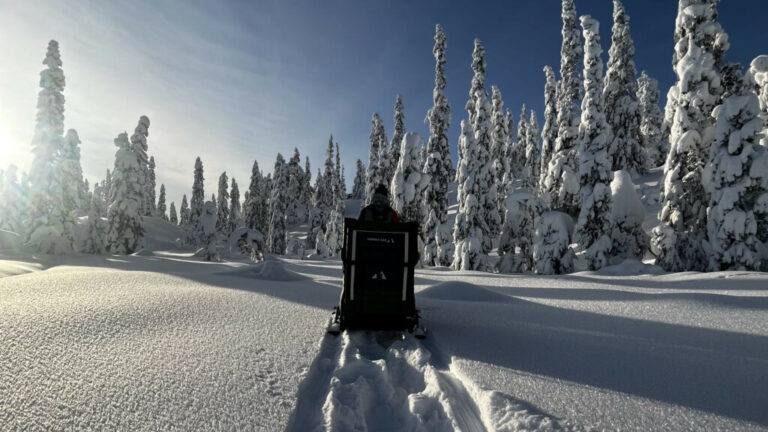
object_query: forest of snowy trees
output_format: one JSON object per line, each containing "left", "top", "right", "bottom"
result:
{"left": 1, "top": 0, "right": 767, "bottom": 273}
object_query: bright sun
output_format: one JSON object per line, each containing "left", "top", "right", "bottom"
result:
{"left": 0, "top": 121, "right": 28, "bottom": 169}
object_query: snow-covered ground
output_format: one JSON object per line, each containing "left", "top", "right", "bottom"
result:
{"left": 2, "top": 247, "right": 768, "bottom": 431}
{"left": 2, "top": 176, "right": 767, "bottom": 432}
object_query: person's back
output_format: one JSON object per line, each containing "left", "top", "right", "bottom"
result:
{"left": 359, "top": 184, "right": 400, "bottom": 223}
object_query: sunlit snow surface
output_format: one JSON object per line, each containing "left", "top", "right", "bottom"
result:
{"left": 2, "top": 251, "right": 767, "bottom": 431}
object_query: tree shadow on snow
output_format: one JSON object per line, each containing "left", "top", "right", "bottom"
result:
{"left": 420, "top": 283, "right": 768, "bottom": 426}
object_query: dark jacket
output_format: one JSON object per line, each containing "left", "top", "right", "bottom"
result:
{"left": 358, "top": 194, "right": 400, "bottom": 223}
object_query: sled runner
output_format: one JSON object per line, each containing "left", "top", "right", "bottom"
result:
{"left": 327, "top": 218, "right": 426, "bottom": 338}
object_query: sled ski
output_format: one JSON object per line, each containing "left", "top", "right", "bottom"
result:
{"left": 327, "top": 218, "right": 425, "bottom": 338}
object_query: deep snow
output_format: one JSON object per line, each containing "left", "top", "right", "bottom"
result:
{"left": 2, "top": 248, "right": 768, "bottom": 431}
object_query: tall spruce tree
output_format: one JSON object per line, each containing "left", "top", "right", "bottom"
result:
{"left": 106, "top": 132, "right": 144, "bottom": 254}
{"left": 267, "top": 153, "right": 288, "bottom": 254}
{"left": 637, "top": 71, "right": 667, "bottom": 167}
{"left": 285, "top": 148, "right": 304, "bottom": 225}
{"left": 749, "top": 56, "right": 768, "bottom": 147}
{"left": 129, "top": 116, "right": 151, "bottom": 216}
{"left": 365, "top": 116, "right": 387, "bottom": 204}
{"left": 511, "top": 104, "right": 528, "bottom": 182}
{"left": 147, "top": 156, "right": 157, "bottom": 216}
{"left": 422, "top": 24, "right": 453, "bottom": 267}
{"left": 190, "top": 157, "right": 205, "bottom": 244}
{"left": 542, "top": 0, "right": 583, "bottom": 217}
{"left": 387, "top": 95, "right": 405, "bottom": 186}
{"left": 490, "top": 86, "right": 510, "bottom": 221}
{"left": 243, "top": 160, "right": 264, "bottom": 232}
{"left": 705, "top": 65, "right": 768, "bottom": 271}
{"left": 652, "top": 1, "right": 729, "bottom": 271}
{"left": 574, "top": 16, "right": 614, "bottom": 271}
{"left": 157, "top": 184, "right": 167, "bottom": 220}
{"left": 351, "top": 159, "right": 366, "bottom": 199}
{"left": 604, "top": 0, "right": 645, "bottom": 174}
{"left": 27, "top": 40, "right": 71, "bottom": 253}
{"left": 452, "top": 118, "right": 489, "bottom": 270}
{"left": 180, "top": 195, "right": 190, "bottom": 227}
{"left": 228, "top": 178, "right": 241, "bottom": 234}
{"left": 525, "top": 110, "right": 542, "bottom": 189}
{"left": 169, "top": 201, "right": 178, "bottom": 225}
{"left": 540, "top": 66, "right": 559, "bottom": 194}
{"left": 216, "top": 172, "right": 230, "bottom": 234}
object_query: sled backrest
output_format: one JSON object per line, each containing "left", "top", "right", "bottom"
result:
{"left": 341, "top": 218, "right": 419, "bottom": 316}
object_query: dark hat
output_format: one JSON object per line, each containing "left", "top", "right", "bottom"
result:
{"left": 374, "top": 184, "right": 388, "bottom": 196}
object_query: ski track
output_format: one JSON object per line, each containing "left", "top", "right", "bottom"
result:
{"left": 287, "top": 331, "right": 577, "bottom": 432}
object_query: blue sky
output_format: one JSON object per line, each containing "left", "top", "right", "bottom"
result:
{"left": 0, "top": 0, "right": 764, "bottom": 206}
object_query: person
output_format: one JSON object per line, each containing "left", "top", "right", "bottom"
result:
{"left": 358, "top": 184, "right": 400, "bottom": 223}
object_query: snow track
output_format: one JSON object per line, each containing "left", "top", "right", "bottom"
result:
{"left": 287, "top": 331, "right": 571, "bottom": 432}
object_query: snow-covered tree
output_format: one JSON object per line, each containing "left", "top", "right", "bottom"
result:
{"left": 80, "top": 193, "right": 107, "bottom": 254}
{"left": 157, "top": 184, "right": 167, "bottom": 220}
{"left": 106, "top": 132, "right": 144, "bottom": 254}
{"left": 704, "top": 66, "right": 768, "bottom": 271}
{"left": 302, "top": 157, "right": 313, "bottom": 220}
{"left": 200, "top": 200, "right": 219, "bottom": 261}
{"left": 267, "top": 153, "right": 288, "bottom": 255}
{"left": 490, "top": 86, "right": 510, "bottom": 221}
{"left": 0, "top": 166, "right": 24, "bottom": 234}
{"left": 129, "top": 116, "right": 151, "bottom": 216}
{"left": 391, "top": 132, "right": 428, "bottom": 223}
{"left": 662, "top": 0, "right": 730, "bottom": 158}
{"left": 422, "top": 24, "right": 453, "bottom": 267}
{"left": 285, "top": 148, "right": 304, "bottom": 225}
{"left": 610, "top": 170, "right": 647, "bottom": 261}
{"left": 179, "top": 195, "right": 190, "bottom": 226}
{"left": 146, "top": 156, "right": 157, "bottom": 216}
{"left": 189, "top": 157, "right": 205, "bottom": 244}
{"left": 452, "top": 120, "right": 487, "bottom": 271}
{"left": 604, "top": 0, "right": 645, "bottom": 175}
{"left": 365, "top": 116, "right": 388, "bottom": 204}
{"left": 533, "top": 211, "right": 575, "bottom": 274}
{"left": 335, "top": 143, "right": 345, "bottom": 200}
{"left": 385, "top": 94, "right": 405, "bottom": 187}
{"left": 509, "top": 104, "right": 528, "bottom": 183}
{"left": 351, "top": 159, "right": 366, "bottom": 199}
{"left": 307, "top": 138, "right": 337, "bottom": 249}
{"left": 525, "top": 110, "right": 541, "bottom": 189}
{"left": 498, "top": 191, "right": 540, "bottom": 273}
{"left": 61, "top": 129, "right": 85, "bottom": 215}
{"left": 216, "top": 172, "right": 230, "bottom": 235}
{"left": 103, "top": 169, "right": 113, "bottom": 208}
{"left": 637, "top": 71, "right": 667, "bottom": 167}
{"left": 228, "top": 178, "right": 241, "bottom": 234}
{"left": 652, "top": 2, "right": 729, "bottom": 272}
{"left": 27, "top": 40, "right": 72, "bottom": 254}
{"left": 542, "top": 0, "right": 582, "bottom": 217}
{"left": 540, "top": 65, "right": 559, "bottom": 194}
{"left": 169, "top": 201, "right": 178, "bottom": 225}
{"left": 749, "top": 55, "right": 768, "bottom": 147}
{"left": 573, "top": 16, "right": 614, "bottom": 271}
{"left": 243, "top": 160, "right": 265, "bottom": 233}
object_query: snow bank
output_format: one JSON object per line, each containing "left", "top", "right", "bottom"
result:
{"left": 589, "top": 258, "right": 664, "bottom": 276}
{"left": 419, "top": 281, "right": 514, "bottom": 303}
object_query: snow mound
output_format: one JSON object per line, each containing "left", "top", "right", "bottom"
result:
{"left": 0, "top": 260, "right": 44, "bottom": 278}
{"left": 228, "top": 258, "right": 306, "bottom": 282}
{"left": 611, "top": 170, "right": 645, "bottom": 225}
{"left": 590, "top": 258, "right": 664, "bottom": 276}
{"left": 420, "top": 281, "right": 514, "bottom": 303}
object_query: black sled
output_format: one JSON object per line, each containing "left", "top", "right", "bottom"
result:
{"left": 327, "top": 218, "right": 426, "bottom": 338}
